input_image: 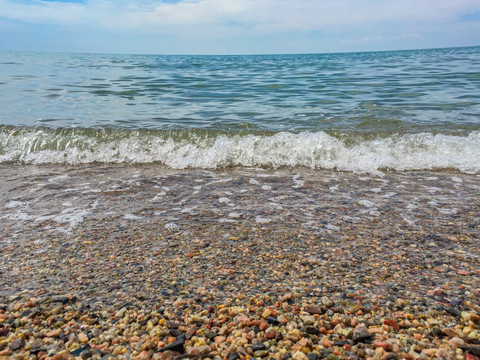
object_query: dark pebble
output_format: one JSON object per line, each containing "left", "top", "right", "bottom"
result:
{"left": 71, "top": 344, "right": 91, "bottom": 357}
{"left": 460, "top": 346, "right": 480, "bottom": 357}
{"left": 306, "top": 353, "right": 319, "bottom": 360}
{"left": 251, "top": 342, "right": 267, "bottom": 351}
{"left": 304, "top": 325, "right": 320, "bottom": 335}
{"left": 432, "top": 327, "right": 444, "bottom": 337}
{"left": 333, "top": 340, "right": 351, "bottom": 347}
{"left": 80, "top": 349, "right": 94, "bottom": 360}
{"left": 158, "top": 338, "right": 185, "bottom": 354}
{"left": 0, "top": 326, "right": 8, "bottom": 337}
{"left": 450, "top": 298, "right": 463, "bottom": 307}
{"left": 228, "top": 353, "right": 240, "bottom": 360}
{"left": 10, "top": 337, "right": 25, "bottom": 351}
{"left": 266, "top": 316, "right": 280, "bottom": 325}
{"left": 444, "top": 306, "right": 461, "bottom": 317}
{"left": 203, "top": 330, "right": 217, "bottom": 340}
{"left": 167, "top": 321, "right": 180, "bottom": 329}
{"left": 383, "top": 354, "right": 398, "bottom": 360}
{"left": 29, "top": 340, "right": 48, "bottom": 354}
{"left": 52, "top": 296, "right": 70, "bottom": 304}
{"left": 170, "top": 329, "right": 183, "bottom": 338}
{"left": 352, "top": 330, "right": 374, "bottom": 344}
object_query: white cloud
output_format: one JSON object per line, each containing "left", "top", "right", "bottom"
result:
{"left": 1, "top": 0, "right": 479, "bottom": 33}
{"left": 0, "top": 0, "right": 479, "bottom": 53}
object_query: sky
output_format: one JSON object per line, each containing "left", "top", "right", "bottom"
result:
{"left": 0, "top": 0, "right": 479, "bottom": 55}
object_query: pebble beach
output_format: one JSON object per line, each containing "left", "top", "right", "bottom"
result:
{"left": 1, "top": 165, "right": 479, "bottom": 360}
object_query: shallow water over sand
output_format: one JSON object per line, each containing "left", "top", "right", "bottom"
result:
{"left": 1, "top": 164, "right": 479, "bottom": 241}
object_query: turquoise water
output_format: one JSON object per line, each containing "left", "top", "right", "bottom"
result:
{"left": 1, "top": 47, "right": 479, "bottom": 173}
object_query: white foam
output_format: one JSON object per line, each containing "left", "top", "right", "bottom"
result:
{"left": 218, "top": 197, "right": 231, "bottom": 204}
{"left": 255, "top": 216, "right": 272, "bottom": 224}
{"left": 358, "top": 199, "right": 376, "bottom": 208}
{"left": 438, "top": 208, "right": 458, "bottom": 214}
{"left": 124, "top": 214, "right": 142, "bottom": 220}
{"left": 325, "top": 223, "right": 340, "bottom": 231}
{"left": 249, "top": 178, "right": 260, "bottom": 185}
{"left": 164, "top": 223, "right": 178, "bottom": 230}
{"left": 292, "top": 173, "right": 304, "bottom": 188}
{"left": 1, "top": 130, "right": 480, "bottom": 174}
{"left": 5, "top": 200, "right": 25, "bottom": 208}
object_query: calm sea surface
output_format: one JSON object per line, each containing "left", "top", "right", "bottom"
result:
{"left": 0, "top": 47, "right": 479, "bottom": 173}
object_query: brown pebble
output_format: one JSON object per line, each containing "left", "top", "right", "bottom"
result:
{"left": 259, "top": 321, "right": 268, "bottom": 331}
{"left": 46, "top": 329, "right": 61, "bottom": 338}
{"left": 214, "top": 336, "right": 226, "bottom": 344}
{"left": 265, "top": 330, "right": 276, "bottom": 339}
{"left": 383, "top": 319, "right": 400, "bottom": 331}
{"left": 304, "top": 306, "right": 322, "bottom": 315}
{"left": 374, "top": 341, "right": 392, "bottom": 351}
{"left": 51, "top": 353, "right": 75, "bottom": 360}
{"left": 78, "top": 332, "right": 88, "bottom": 343}
{"left": 141, "top": 340, "right": 156, "bottom": 351}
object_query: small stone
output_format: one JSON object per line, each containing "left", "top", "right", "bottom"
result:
{"left": 52, "top": 296, "right": 70, "bottom": 304}
{"left": 228, "top": 354, "right": 240, "bottom": 360}
{"left": 421, "top": 348, "right": 437, "bottom": 357}
{"left": 159, "top": 350, "right": 177, "bottom": 360}
{"left": 265, "top": 329, "right": 276, "bottom": 339}
{"left": 304, "top": 306, "right": 322, "bottom": 315}
{"left": 353, "top": 327, "right": 374, "bottom": 344}
{"left": 373, "top": 341, "right": 392, "bottom": 351}
{"left": 80, "top": 349, "right": 93, "bottom": 360}
{"left": 141, "top": 340, "right": 156, "bottom": 351}
{"left": 321, "top": 296, "right": 334, "bottom": 308}
{"left": 292, "top": 350, "right": 308, "bottom": 360}
{"left": 115, "top": 307, "right": 127, "bottom": 318}
{"left": 301, "top": 316, "right": 315, "bottom": 325}
{"left": 262, "top": 308, "right": 272, "bottom": 318}
{"left": 46, "top": 329, "right": 61, "bottom": 338}
{"left": 383, "top": 319, "right": 400, "bottom": 331}
{"left": 251, "top": 342, "right": 267, "bottom": 351}
{"left": 258, "top": 321, "right": 269, "bottom": 331}
{"left": 253, "top": 350, "right": 269, "bottom": 357}
{"left": 304, "top": 326, "right": 320, "bottom": 335}
{"left": 441, "top": 328, "right": 458, "bottom": 337}
{"left": 158, "top": 337, "right": 185, "bottom": 354}
{"left": 78, "top": 332, "right": 89, "bottom": 343}
{"left": 136, "top": 351, "right": 151, "bottom": 360}
{"left": 267, "top": 316, "right": 280, "bottom": 325}
{"left": 0, "top": 327, "right": 8, "bottom": 337}
{"left": 10, "top": 338, "right": 25, "bottom": 351}
{"left": 214, "top": 336, "right": 226, "bottom": 344}
{"left": 70, "top": 345, "right": 91, "bottom": 357}
{"left": 51, "top": 354, "right": 75, "bottom": 360}
{"left": 29, "top": 340, "right": 47, "bottom": 354}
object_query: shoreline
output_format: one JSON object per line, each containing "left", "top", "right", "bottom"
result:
{"left": 1, "top": 166, "right": 479, "bottom": 359}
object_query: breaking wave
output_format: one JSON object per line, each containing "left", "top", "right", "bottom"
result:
{"left": 1, "top": 125, "right": 479, "bottom": 174}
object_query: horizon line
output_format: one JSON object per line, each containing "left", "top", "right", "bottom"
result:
{"left": 1, "top": 44, "right": 479, "bottom": 57}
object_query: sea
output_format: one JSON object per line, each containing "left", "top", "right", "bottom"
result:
{"left": 0, "top": 47, "right": 479, "bottom": 241}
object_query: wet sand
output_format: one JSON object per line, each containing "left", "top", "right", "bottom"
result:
{"left": 0, "top": 165, "right": 479, "bottom": 359}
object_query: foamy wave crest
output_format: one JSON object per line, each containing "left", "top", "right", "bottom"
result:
{"left": 1, "top": 126, "right": 479, "bottom": 174}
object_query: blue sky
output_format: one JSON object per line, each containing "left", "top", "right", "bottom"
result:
{"left": 0, "top": 0, "right": 479, "bottom": 55}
